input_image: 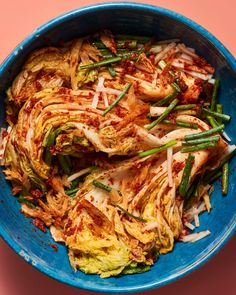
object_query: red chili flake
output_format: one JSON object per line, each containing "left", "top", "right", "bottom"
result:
{"left": 176, "top": 194, "right": 184, "bottom": 202}
{"left": 35, "top": 80, "right": 42, "bottom": 91}
{"left": 111, "top": 39, "right": 117, "bottom": 54}
{"left": 181, "top": 229, "right": 189, "bottom": 237}
{"left": 58, "top": 134, "right": 68, "bottom": 143}
{"left": 120, "top": 60, "right": 136, "bottom": 75}
{"left": 193, "top": 57, "right": 209, "bottom": 68}
{"left": 173, "top": 161, "right": 185, "bottom": 173}
{"left": 21, "top": 130, "right": 27, "bottom": 137}
{"left": 124, "top": 41, "right": 131, "bottom": 49}
{"left": 24, "top": 106, "right": 32, "bottom": 113}
{"left": 30, "top": 189, "right": 42, "bottom": 199}
{"left": 133, "top": 81, "right": 140, "bottom": 93}
{"left": 86, "top": 117, "right": 100, "bottom": 128}
{"left": 33, "top": 218, "right": 46, "bottom": 233}
{"left": 98, "top": 93, "right": 103, "bottom": 101}
{"left": 49, "top": 146, "right": 58, "bottom": 155}
{"left": 57, "top": 87, "right": 69, "bottom": 95}
{"left": 88, "top": 92, "right": 93, "bottom": 99}
{"left": 53, "top": 217, "right": 62, "bottom": 228}
{"left": 167, "top": 113, "right": 176, "bottom": 123}
{"left": 46, "top": 111, "right": 52, "bottom": 117}
{"left": 1, "top": 130, "right": 8, "bottom": 138}
{"left": 115, "top": 105, "right": 126, "bottom": 118}
{"left": 45, "top": 176, "right": 53, "bottom": 187}
{"left": 64, "top": 226, "right": 76, "bottom": 237}
{"left": 134, "top": 183, "right": 142, "bottom": 194}
{"left": 77, "top": 219, "right": 84, "bottom": 232}
{"left": 50, "top": 244, "right": 58, "bottom": 252}
{"left": 34, "top": 138, "right": 40, "bottom": 145}
{"left": 109, "top": 177, "right": 114, "bottom": 185}
{"left": 93, "top": 215, "right": 103, "bottom": 227}
{"left": 149, "top": 54, "right": 156, "bottom": 64}
{"left": 24, "top": 98, "right": 38, "bottom": 113}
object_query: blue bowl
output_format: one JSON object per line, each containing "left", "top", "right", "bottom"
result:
{"left": 0, "top": 2, "right": 235, "bottom": 293}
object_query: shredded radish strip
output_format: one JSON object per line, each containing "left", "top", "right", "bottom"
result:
{"left": 152, "top": 70, "right": 158, "bottom": 87}
{"left": 103, "top": 92, "right": 109, "bottom": 108}
{"left": 180, "top": 230, "right": 211, "bottom": 243}
{"left": 203, "top": 193, "right": 211, "bottom": 212}
{"left": 184, "top": 70, "right": 212, "bottom": 80}
{"left": 172, "top": 61, "right": 184, "bottom": 69}
{"left": 91, "top": 93, "right": 99, "bottom": 109}
{"left": 167, "top": 147, "right": 173, "bottom": 187}
{"left": 26, "top": 127, "right": 33, "bottom": 148}
{"left": 222, "top": 131, "right": 231, "bottom": 142}
{"left": 194, "top": 212, "right": 200, "bottom": 227}
{"left": 184, "top": 222, "right": 195, "bottom": 231}
{"left": 155, "top": 42, "right": 176, "bottom": 64}
{"left": 178, "top": 44, "right": 198, "bottom": 58}
{"left": 187, "top": 47, "right": 195, "bottom": 52}
{"left": 92, "top": 76, "right": 105, "bottom": 108}
{"left": 96, "top": 86, "right": 122, "bottom": 96}
{"left": 173, "top": 57, "right": 193, "bottom": 65}
{"left": 68, "top": 167, "right": 95, "bottom": 182}
{"left": 180, "top": 53, "right": 193, "bottom": 61}
{"left": 186, "top": 202, "right": 206, "bottom": 221}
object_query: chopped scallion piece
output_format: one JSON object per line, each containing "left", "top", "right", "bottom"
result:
{"left": 113, "top": 203, "right": 147, "bottom": 222}
{"left": 171, "top": 82, "right": 181, "bottom": 93}
{"left": 206, "top": 115, "right": 219, "bottom": 129}
{"left": 93, "top": 40, "right": 137, "bottom": 49}
{"left": 65, "top": 187, "right": 79, "bottom": 197}
{"left": 18, "top": 195, "right": 36, "bottom": 208}
{"left": 92, "top": 180, "right": 112, "bottom": 192}
{"left": 175, "top": 104, "right": 196, "bottom": 111}
{"left": 138, "top": 140, "right": 177, "bottom": 158}
{"left": 203, "top": 108, "right": 230, "bottom": 122}
{"left": 102, "top": 83, "right": 131, "bottom": 116}
{"left": 102, "top": 49, "right": 144, "bottom": 60}
{"left": 182, "top": 136, "right": 220, "bottom": 146}
{"left": 184, "top": 125, "right": 224, "bottom": 141}
{"left": 222, "top": 162, "right": 229, "bottom": 195}
{"left": 58, "top": 155, "right": 71, "bottom": 175}
{"left": 179, "top": 154, "right": 195, "bottom": 197}
{"left": 162, "top": 120, "right": 198, "bottom": 129}
{"left": 210, "top": 77, "right": 220, "bottom": 111}
{"left": 80, "top": 57, "right": 121, "bottom": 70}
{"left": 107, "top": 65, "right": 116, "bottom": 77}
{"left": 181, "top": 141, "right": 217, "bottom": 153}
{"left": 216, "top": 104, "right": 223, "bottom": 123}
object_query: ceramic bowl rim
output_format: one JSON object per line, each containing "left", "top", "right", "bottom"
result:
{"left": 0, "top": 2, "right": 235, "bottom": 293}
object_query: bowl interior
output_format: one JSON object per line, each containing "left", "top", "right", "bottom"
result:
{"left": 0, "top": 3, "right": 235, "bottom": 293}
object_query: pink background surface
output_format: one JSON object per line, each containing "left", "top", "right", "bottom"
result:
{"left": 0, "top": 1, "right": 235, "bottom": 294}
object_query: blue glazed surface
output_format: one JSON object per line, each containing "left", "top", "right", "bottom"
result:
{"left": 0, "top": 2, "right": 235, "bottom": 293}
